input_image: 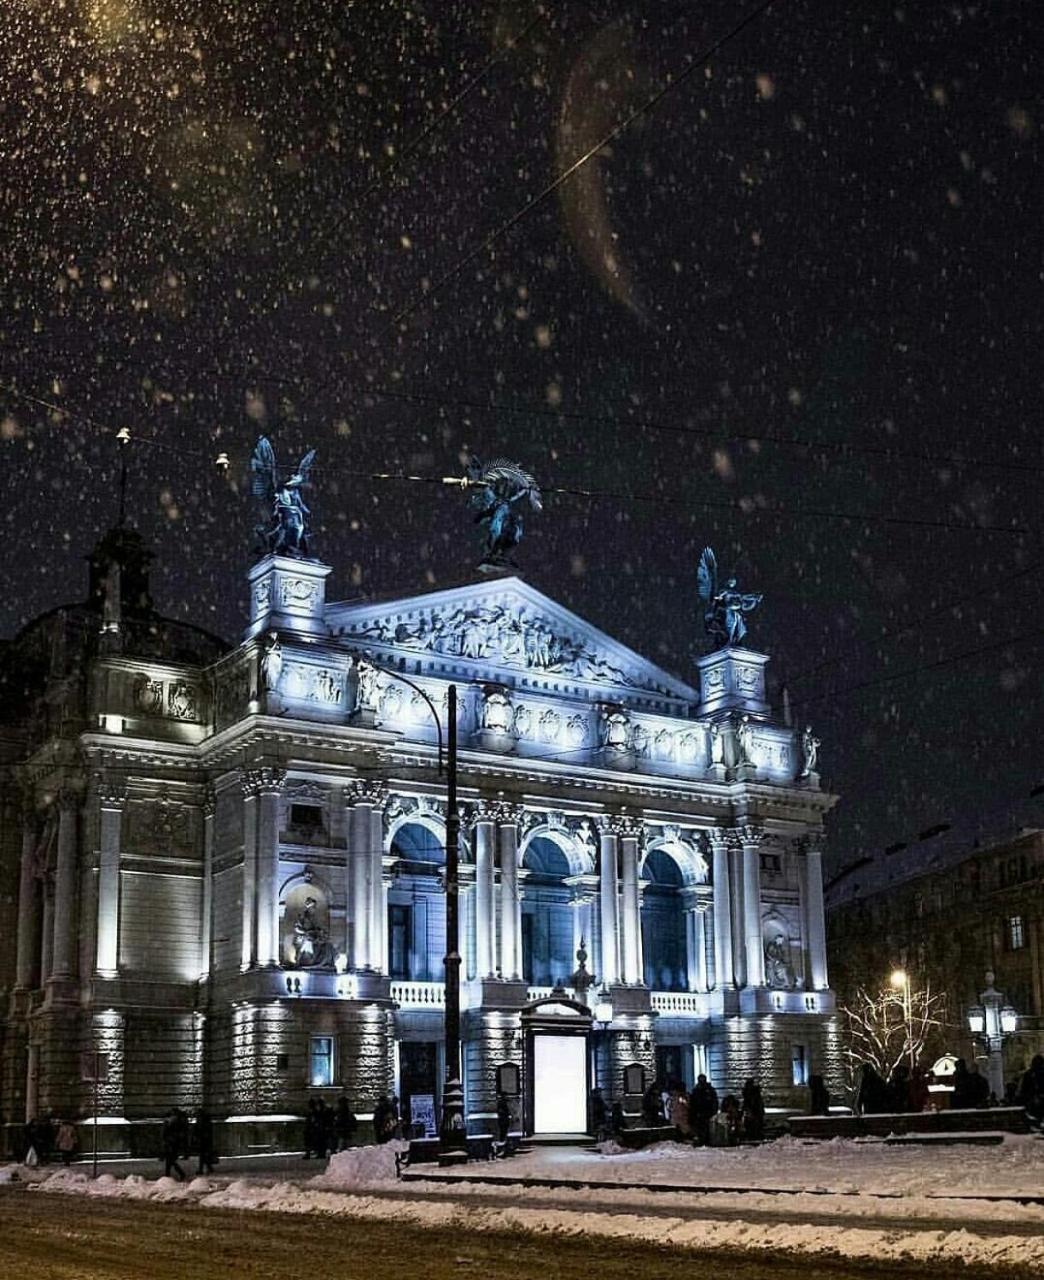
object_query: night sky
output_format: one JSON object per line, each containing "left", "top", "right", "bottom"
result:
{"left": 1, "top": 1, "right": 1041, "bottom": 873}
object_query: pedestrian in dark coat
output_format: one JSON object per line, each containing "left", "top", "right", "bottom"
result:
{"left": 496, "top": 1093, "right": 511, "bottom": 1143}
{"left": 741, "top": 1078, "right": 766, "bottom": 1141}
{"left": 610, "top": 1100, "right": 625, "bottom": 1136}
{"left": 888, "top": 1064, "right": 912, "bottom": 1113}
{"left": 951, "top": 1058, "right": 974, "bottom": 1109}
{"left": 590, "top": 1088, "right": 608, "bottom": 1139}
{"left": 641, "top": 1083, "right": 664, "bottom": 1128}
{"left": 303, "top": 1099, "right": 321, "bottom": 1158}
{"left": 808, "top": 1074, "right": 831, "bottom": 1116}
{"left": 688, "top": 1074, "right": 719, "bottom": 1146}
{"left": 373, "top": 1096, "right": 394, "bottom": 1144}
{"left": 162, "top": 1109, "right": 186, "bottom": 1181}
{"left": 1018, "top": 1054, "right": 1044, "bottom": 1125}
{"left": 855, "top": 1063, "right": 889, "bottom": 1115}
{"left": 195, "top": 1108, "right": 216, "bottom": 1175}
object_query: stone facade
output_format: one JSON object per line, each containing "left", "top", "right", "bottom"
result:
{"left": 1, "top": 533, "right": 841, "bottom": 1155}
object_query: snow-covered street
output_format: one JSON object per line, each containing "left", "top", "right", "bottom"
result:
{"left": 5, "top": 1136, "right": 1044, "bottom": 1271}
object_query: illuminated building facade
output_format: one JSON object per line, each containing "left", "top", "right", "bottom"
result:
{"left": 1, "top": 535, "right": 841, "bottom": 1152}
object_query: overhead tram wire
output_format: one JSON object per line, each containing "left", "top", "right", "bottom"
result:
{"left": 380, "top": 0, "right": 781, "bottom": 336}
{"left": 785, "top": 559, "right": 1044, "bottom": 687}
{"left": 0, "top": 379, "right": 1036, "bottom": 540}
{"left": 5, "top": 340, "right": 1042, "bottom": 481}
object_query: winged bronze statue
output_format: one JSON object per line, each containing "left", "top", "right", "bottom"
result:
{"left": 250, "top": 436, "right": 317, "bottom": 558}
{"left": 466, "top": 457, "right": 542, "bottom": 570}
{"left": 697, "top": 546, "right": 762, "bottom": 647}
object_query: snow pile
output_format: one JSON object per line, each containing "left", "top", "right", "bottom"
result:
{"left": 0, "top": 1162, "right": 48, "bottom": 1186}
{"left": 310, "top": 1142, "right": 405, "bottom": 1189}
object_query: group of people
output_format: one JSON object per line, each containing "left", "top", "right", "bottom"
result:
{"left": 303, "top": 1096, "right": 359, "bottom": 1157}
{"left": 612, "top": 1074, "right": 771, "bottom": 1147}
{"left": 855, "top": 1062, "right": 936, "bottom": 1115}
{"left": 161, "top": 1107, "right": 216, "bottom": 1181}
{"left": 18, "top": 1115, "right": 79, "bottom": 1167}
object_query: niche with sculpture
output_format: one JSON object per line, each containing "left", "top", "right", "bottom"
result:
{"left": 282, "top": 878, "right": 334, "bottom": 968}
{"left": 762, "top": 911, "right": 799, "bottom": 990}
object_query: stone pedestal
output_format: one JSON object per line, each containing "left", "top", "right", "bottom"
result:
{"left": 696, "top": 647, "right": 770, "bottom": 717}
{"left": 245, "top": 555, "right": 331, "bottom": 641}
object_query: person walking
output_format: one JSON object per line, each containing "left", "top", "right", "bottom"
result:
{"left": 373, "top": 1095, "right": 395, "bottom": 1144}
{"left": 496, "top": 1093, "right": 511, "bottom": 1143}
{"left": 610, "top": 1100, "right": 625, "bottom": 1137}
{"left": 162, "top": 1109, "right": 186, "bottom": 1181}
{"left": 688, "top": 1073, "right": 719, "bottom": 1147}
{"left": 55, "top": 1119, "right": 77, "bottom": 1166}
{"left": 1018, "top": 1054, "right": 1044, "bottom": 1126}
{"left": 808, "top": 1074, "right": 831, "bottom": 1116}
{"left": 590, "top": 1087, "right": 608, "bottom": 1140}
{"left": 856, "top": 1063, "right": 889, "bottom": 1115}
{"left": 195, "top": 1107, "right": 216, "bottom": 1175}
{"left": 670, "top": 1086, "right": 690, "bottom": 1140}
{"left": 741, "top": 1078, "right": 766, "bottom": 1141}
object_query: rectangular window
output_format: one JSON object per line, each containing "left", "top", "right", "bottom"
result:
{"left": 310, "top": 1035, "right": 334, "bottom": 1087}
{"left": 389, "top": 904, "right": 412, "bottom": 979}
{"left": 290, "top": 803, "right": 323, "bottom": 831}
{"left": 693, "top": 1044, "right": 709, "bottom": 1082}
{"left": 1008, "top": 915, "right": 1026, "bottom": 951}
{"left": 791, "top": 1044, "right": 809, "bottom": 1087}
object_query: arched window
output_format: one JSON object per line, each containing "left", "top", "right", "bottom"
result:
{"left": 388, "top": 822, "right": 446, "bottom": 981}
{"left": 521, "top": 836, "right": 573, "bottom": 987}
{"left": 642, "top": 847, "right": 687, "bottom": 991}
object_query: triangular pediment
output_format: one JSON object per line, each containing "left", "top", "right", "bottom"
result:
{"left": 325, "top": 576, "right": 696, "bottom": 710}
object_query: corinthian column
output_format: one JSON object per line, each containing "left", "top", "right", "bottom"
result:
{"left": 597, "top": 816, "right": 620, "bottom": 985}
{"left": 471, "top": 803, "right": 498, "bottom": 979}
{"left": 707, "top": 830, "right": 733, "bottom": 989}
{"left": 245, "top": 767, "right": 285, "bottom": 967}
{"left": 737, "top": 824, "right": 765, "bottom": 988}
{"left": 803, "top": 831, "right": 829, "bottom": 990}
{"left": 618, "top": 816, "right": 643, "bottom": 984}
{"left": 50, "top": 790, "right": 80, "bottom": 980}
{"left": 95, "top": 778, "right": 126, "bottom": 977}
{"left": 495, "top": 802, "right": 523, "bottom": 980}
{"left": 199, "top": 788, "right": 216, "bottom": 981}
{"left": 15, "top": 819, "right": 41, "bottom": 990}
{"left": 347, "top": 782, "right": 386, "bottom": 971}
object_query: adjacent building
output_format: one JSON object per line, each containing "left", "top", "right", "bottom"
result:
{"left": 1, "top": 528, "right": 840, "bottom": 1154}
{"left": 826, "top": 812, "right": 1044, "bottom": 1095}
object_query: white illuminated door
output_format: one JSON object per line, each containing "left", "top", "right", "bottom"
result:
{"left": 533, "top": 1034, "right": 587, "bottom": 1133}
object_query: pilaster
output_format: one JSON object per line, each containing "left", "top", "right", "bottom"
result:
{"left": 493, "top": 800, "right": 523, "bottom": 980}
{"left": 617, "top": 814, "right": 643, "bottom": 984}
{"left": 94, "top": 777, "right": 126, "bottom": 978}
{"left": 469, "top": 802, "right": 498, "bottom": 979}
{"left": 803, "top": 831, "right": 829, "bottom": 991}
{"left": 736, "top": 823, "right": 765, "bottom": 988}
{"left": 707, "top": 830, "right": 734, "bottom": 990}
{"left": 596, "top": 815, "right": 621, "bottom": 985}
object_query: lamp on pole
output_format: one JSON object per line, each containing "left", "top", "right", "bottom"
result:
{"left": 357, "top": 664, "right": 464, "bottom": 1163}
{"left": 967, "top": 971, "right": 1017, "bottom": 1100}
{"left": 890, "top": 969, "right": 914, "bottom": 1069}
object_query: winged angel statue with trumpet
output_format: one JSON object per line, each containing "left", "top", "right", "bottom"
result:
{"left": 466, "top": 457, "right": 542, "bottom": 570}
{"left": 697, "top": 546, "right": 763, "bottom": 647}
{"left": 250, "top": 436, "right": 317, "bottom": 558}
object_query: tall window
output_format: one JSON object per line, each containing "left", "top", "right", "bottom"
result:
{"left": 310, "top": 1035, "right": 334, "bottom": 1087}
{"left": 521, "top": 838, "right": 573, "bottom": 987}
{"left": 791, "top": 1044, "right": 809, "bottom": 1087}
{"left": 641, "top": 848, "right": 687, "bottom": 991}
{"left": 1008, "top": 915, "right": 1026, "bottom": 951}
{"left": 389, "top": 904, "right": 412, "bottom": 979}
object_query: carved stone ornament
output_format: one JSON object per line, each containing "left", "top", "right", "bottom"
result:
{"left": 132, "top": 675, "right": 164, "bottom": 717}
{"left": 616, "top": 813, "right": 644, "bottom": 840}
{"left": 241, "top": 766, "right": 286, "bottom": 797}
{"left": 349, "top": 779, "right": 388, "bottom": 808}
{"left": 732, "top": 823, "right": 764, "bottom": 851}
{"left": 538, "top": 708, "right": 561, "bottom": 744}
{"left": 94, "top": 775, "right": 127, "bottom": 809}
{"left": 284, "top": 780, "right": 326, "bottom": 802}
{"left": 491, "top": 799, "right": 525, "bottom": 827}
{"left": 480, "top": 685, "right": 514, "bottom": 734}
{"left": 340, "top": 603, "right": 659, "bottom": 691}
{"left": 167, "top": 681, "right": 199, "bottom": 720}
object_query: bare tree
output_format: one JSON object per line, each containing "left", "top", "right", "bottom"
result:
{"left": 839, "top": 983, "right": 947, "bottom": 1093}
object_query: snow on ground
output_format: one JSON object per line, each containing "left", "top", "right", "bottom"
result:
{"left": 8, "top": 1136, "right": 1044, "bottom": 1270}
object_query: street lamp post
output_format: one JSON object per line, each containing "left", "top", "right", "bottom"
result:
{"left": 891, "top": 969, "right": 914, "bottom": 1069}
{"left": 360, "top": 664, "right": 465, "bottom": 1163}
{"left": 968, "top": 971, "right": 1018, "bottom": 1100}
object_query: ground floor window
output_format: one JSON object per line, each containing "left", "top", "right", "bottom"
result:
{"left": 791, "top": 1043, "right": 809, "bottom": 1087}
{"left": 310, "top": 1034, "right": 334, "bottom": 1087}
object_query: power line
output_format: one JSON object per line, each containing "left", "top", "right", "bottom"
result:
{"left": 0, "top": 379, "right": 1035, "bottom": 538}
{"left": 382, "top": 0, "right": 781, "bottom": 333}
{"left": 786, "top": 560, "right": 1044, "bottom": 686}
{"left": 789, "top": 627, "right": 1044, "bottom": 713}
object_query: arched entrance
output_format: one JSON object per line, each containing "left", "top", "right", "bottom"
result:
{"left": 522, "top": 994, "right": 592, "bottom": 1136}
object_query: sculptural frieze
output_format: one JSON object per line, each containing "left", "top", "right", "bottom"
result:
{"left": 339, "top": 603, "right": 648, "bottom": 691}
{"left": 132, "top": 675, "right": 164, "bottom": 716}
{"left": 167, "top": 681, "right": 199, "bottom": 720}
